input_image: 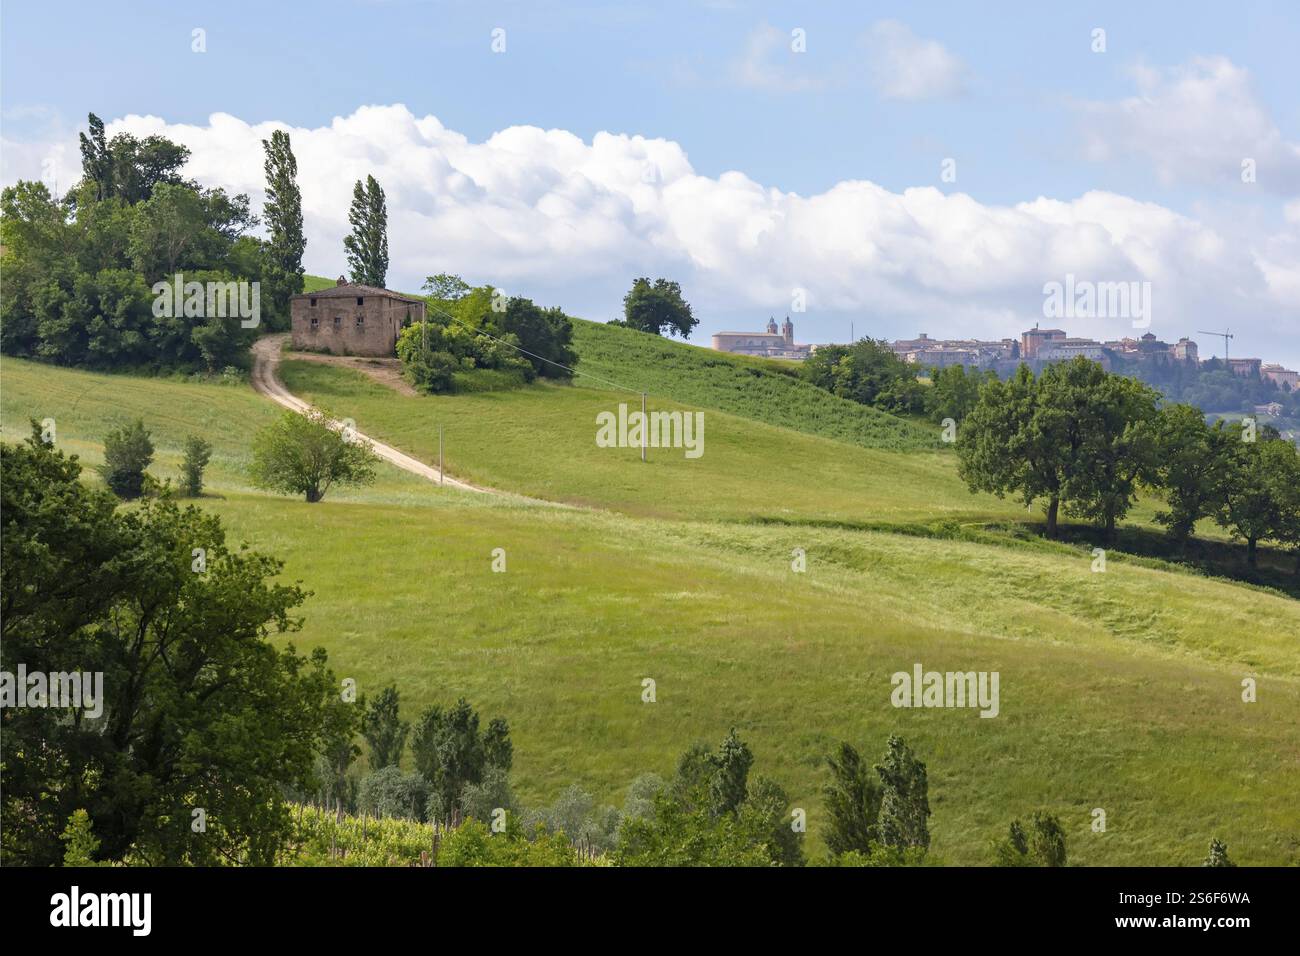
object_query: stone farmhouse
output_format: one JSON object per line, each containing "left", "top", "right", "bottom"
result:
{"left": 290, "top": 277, "right": 425, "bottom": 357}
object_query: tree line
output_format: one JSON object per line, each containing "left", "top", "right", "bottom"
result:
{"left": 956, "top": 357, "right": 1300, "bottom": 567}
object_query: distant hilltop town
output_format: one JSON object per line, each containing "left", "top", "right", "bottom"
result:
{"left": 711, "top": 318, "right": 1298, "bottom": 388}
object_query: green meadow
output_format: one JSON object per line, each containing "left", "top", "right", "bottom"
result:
{"left": 3, "top": 344, "right": 1296, "bottom": 864}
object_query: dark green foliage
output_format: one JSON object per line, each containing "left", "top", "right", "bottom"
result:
{"left": 359, "top": 765, "right": 428, "bottom": 821}
{"left": 622, "top": 277, "right": 697, "bottom": 339}
{"left": 959, "top": 358, "right": 1160, "bottom": 538}
{"left": 802, "top": 338, "right": 925, "bottom": 414}
{"left": 1217, "top": 429, "right": 1300, "bottom": 568}
{"left": 617, "top": 729, "right": 804, "bottom": 866}
{"left": 3, "top": 120, "right": 261, "bottom": 371}
{"left": 486, "top": 296, "right": 577, "bottom": 380}
{"left": 410, "top": 698, "right": 512, "bottom": 821}
{"left": 100, "top": 418, "right": 154, "bottom": 498}
{"left": 1148, "top": 404, "right": 1234, "bottom": 547}
{"left": 926, "top": 363, "right": 993, "bottom": 424}
{"left": 179, "top": 434, "right": 212, "bottom": 497}
{"left": 707, "top": 727, "right": 753, "bottom": 816}
{"left": 875, "top": 734, "right": 931, "bottom": 850}
{"left": 343, "top": 175, "right": 388, "bottom": 287}
{"left": 260, "top": 130, "right": 306, "bottom": 330}
{"left": 993, "top": 811, "right": 1067, "bottom": 866}
{"left": 1202, "top": 838, "right": 1235, "bottom": 867}
{"left": 822, "top": 741, "right": 881, "bottom": 856}
{"left": 362, "top": 685, "right": 409, "bottom": 769}
{"left": 2, "top": 434, "right": 337, "bottom": 865}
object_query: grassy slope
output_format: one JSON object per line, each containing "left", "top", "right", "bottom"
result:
{"left": 278, "top": 359, "right": 1019, "bottom": 524}
{"left": 4, "top": 356, "right": 1297, "bottom": 864}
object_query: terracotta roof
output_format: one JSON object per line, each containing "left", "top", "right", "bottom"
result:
{"left": 292, "top": 279, "right": 422, "bottom": 305}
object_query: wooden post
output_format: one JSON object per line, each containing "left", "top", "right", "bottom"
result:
{"left": 641, "top": 392, "right": 647, "bottom": 462}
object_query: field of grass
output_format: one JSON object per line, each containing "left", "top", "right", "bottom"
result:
{"left": 278, "top": 359, "right": 1019, "bottom": 524}
{"left": 3, "top": 355, "right": 1297, "bottom": 865}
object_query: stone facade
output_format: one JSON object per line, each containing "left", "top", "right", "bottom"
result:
{"left": 711, "top": 317, "right": 811, "bottom": 359}
{"left": 290, "top": 276, "right": 425, "bottom": 357}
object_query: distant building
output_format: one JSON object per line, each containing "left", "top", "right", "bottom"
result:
{"left": 1021, "top": 325, "right": 1067, "bottom": 359}
{"left": 1037, "top": 337, "right": 1107, "bottom": 364}
{"left": 1254, "top": 402, "right": 1284, "bottom": 418}
{"left": 291, "top": 276, "right": 424, "bottom": 357}
{"left": 889, "top": 333, "right": 1018, "bottom": 369}
{"left": 711, "top": 317, "right": 812, "bottom": 360}
{"left": 1226, "top": 357, "right": 1263, "bottom": 379}
{"left": 1173, "top": 337, "right": 1199, "bottom": 362}
{"left": 1262, "top": 363, "right": 1298, "bottom": 389}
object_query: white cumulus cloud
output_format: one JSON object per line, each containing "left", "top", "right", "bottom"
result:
{"left": 862, "top": 20, "right": 966, "bottom": 101}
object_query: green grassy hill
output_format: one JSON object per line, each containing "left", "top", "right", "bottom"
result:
{"left": 4, "top": 354, "right": 1298, "bottom": 865}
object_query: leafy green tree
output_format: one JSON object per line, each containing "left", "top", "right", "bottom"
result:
{"left": 486, "top": 296, "right": 577, "bottom": 380}
{"left": 1148, "top": 405, "right": 1233, "bottom": 549}
{"left": 179, "top": 434, "right": 213, "bottom": 497}
{"left": 437, "top": 815, "right": 585, "bottom": 867}
{"left": 359, "top": 765, "right": 428, "bottom": 820}
{"left": 707, "top": 727, "right": 754, "bottom": 817}
{"left": 260, "top": 130, "right": 306, "bottom": 329}
{"left": 822, "top": 741, "right": 881, "bottom": 856}
{"left": 100, "top": 418, "right": 154, "bottom": 498}
{"left": 622, "top": 277, "right": 698, "bottom": 338}
{"left": 412, "top": 699, "right": 512, "bottom": 820}
{"left": 78, "top": 113, "right": 114, "bottom": 201}
{"left": 614, "top": 792, "right": 774, "bottom": 867}
{"left": 802, "top": 338, "right": 925, "bottom": 414}
{"left": 622, "top": 773, "right": 667, "bottom": 822}
{"left": 422, "top": 273, "right": 471, "bottom": 303}
{"left": 61, "top": 810, "right": 108, "bottom": 868}
{"left": 1217, "top": 431, "right": 1299, "bottom": 568}
{"left": 248, "top": 407, "right": 378, "bottom": 502}
{"left": 343, "top": 174, "right": 388, "bottom": 287}
{"left": 993, "top": 811, "right": 1067, "bottom": 866}
{"left": 1202, "top": 838, "right": 1235, "bottom": 867}
{"left": 2, "top": 433, "right": 338, "bottom": 865}
{"left": 738, "top": 775, "right": 804, "bottom": 866}
{"left": 362, "top": 685, "right": 409, "bottom": 769}
{"left": 1049, "top": 363, "right": 1161, "bottom": 538}
{"left": 875, "top": 735, "right": 931, "bottom": 850}
{"left": 926, "top": 363, "right": 991, "bottom": 424}
{"left": 458, "top": 766, "right": 516, "bottom": 824}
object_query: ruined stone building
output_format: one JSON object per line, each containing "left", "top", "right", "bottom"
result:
{"left": 290, "top": 276, "right": 425, "bottom": 356}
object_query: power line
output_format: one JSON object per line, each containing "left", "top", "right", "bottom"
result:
{"left": 418, "top": 297, "right": 643, "bottom": 395}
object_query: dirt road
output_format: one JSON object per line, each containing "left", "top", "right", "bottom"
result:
{"left": 249, "top": 334, "right": 485, "bottom": 493}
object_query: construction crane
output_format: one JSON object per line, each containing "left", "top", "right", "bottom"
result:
{"left": 1197, "top": 328, "right": 1234, "bottom": 361}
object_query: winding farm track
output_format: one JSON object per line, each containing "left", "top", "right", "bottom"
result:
{"left": 250, "top": 334, "right": 488, "bottom": 494}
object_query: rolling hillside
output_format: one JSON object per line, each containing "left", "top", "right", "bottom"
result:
{"left": 3, "top": 354, "right": 1297, "bottom": 864}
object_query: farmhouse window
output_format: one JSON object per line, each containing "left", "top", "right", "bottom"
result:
{"left": 333, "top": 316, "right": 342, "bottom": 329}
{"left": 357, "top": 297, "right": 364, "bottom": 305}
{"left": 310, "top": 316, "right": 319, "bottom": 328}
{"left": 355, "top": 315, "right": 365, "bottom": 327}
{"left": 310, "top": 297, "right": 317, "bottom": 306}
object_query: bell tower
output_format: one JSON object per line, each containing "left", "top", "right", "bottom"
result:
{"left": 782, "top": 317, "right": 794, "bottom": 345}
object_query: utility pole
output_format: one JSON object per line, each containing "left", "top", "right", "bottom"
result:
{"left": 438, "top": 425, "right": 443, "bottom": 485}
{"left": 641, "top": 392, "right": 647, "bottom": 462}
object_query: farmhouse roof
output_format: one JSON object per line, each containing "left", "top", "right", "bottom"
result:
{"left": 292, "top": 276, "right": 423, "bottom": 305}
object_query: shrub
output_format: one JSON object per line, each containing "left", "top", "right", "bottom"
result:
{"left": 179, "top": 434, "right": 212, "bottom": 497}
{"left": 100, "top": 418, "right": 154, "bottom": 498}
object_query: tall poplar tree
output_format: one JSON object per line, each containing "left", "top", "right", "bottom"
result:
{"left": 261, "top": 130, "right": 306, "bottom": 328}
{"left": 343, "top": 174, "right": 388, "bottom": 287}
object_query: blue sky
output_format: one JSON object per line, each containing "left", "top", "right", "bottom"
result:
{"left": 3, "top": 0, "right": 1299, "bottom": 366}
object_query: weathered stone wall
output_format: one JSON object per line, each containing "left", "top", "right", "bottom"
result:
{"left": 290, "top": 294, "right": 424, "bottom": 356}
